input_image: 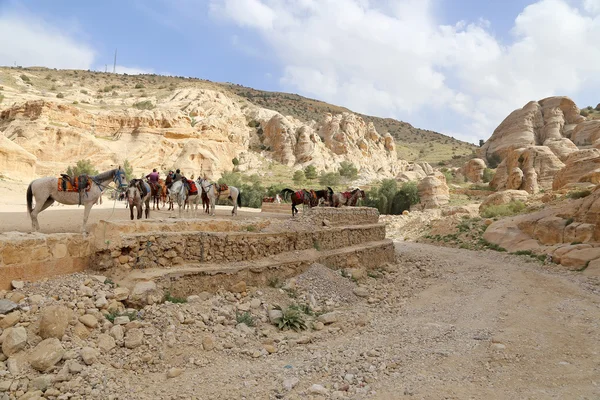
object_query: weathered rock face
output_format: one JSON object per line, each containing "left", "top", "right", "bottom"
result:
{"left": 490, "top": 146, "right": 564, "bottom": 193}
{"left": 39, "top": 305, "right": 72, "bottom": 340}
{"left": 480, "top": 97, "right": 584, "bottom": 163}
{"left": 396, "top": 162, "right": 433, "bottom": 182}
{"left": 553, "top": 149, "right": 600, "bottom": 190}
{"left": 416, "top": 173, "right": 449, "bottom": 209}
{"left": 461, "top": 158, "right": 486, "bottom": 183}
{"left": 483, "top": 185, "right": 600, "bottom": 268}
{"left": 569, "top": 120, "right": 600, "bottom": 146}
{"left": 0, "top": 134, "right": 36, "bottom": 180}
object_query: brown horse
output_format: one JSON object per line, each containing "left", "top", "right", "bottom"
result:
{"left": 147, "top": 180, "right": 162, "bottom": 210}
{"left": 158, "top": 179, "right": 168, "bottom": 208}
{"left": 280, "top": 188, "right": 312, "bottom": 216}
{"left": 332, "top": 188, "right": 365, "bottom": 207}
{"left": 201, "top": 189, "right": 210, "bottom": 214}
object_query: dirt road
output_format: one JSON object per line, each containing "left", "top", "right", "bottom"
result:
{"left": 95, "top": 242, "right": 599, "bottom": 399}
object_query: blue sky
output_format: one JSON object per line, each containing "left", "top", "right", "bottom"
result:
{"left": 2, "top": 0, "right": 600, "bottom": 144}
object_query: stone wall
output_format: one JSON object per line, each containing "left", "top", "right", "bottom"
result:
{"left": 261, "top": 203, "right": 299, "bottom": 214}
{"left": 299, "top": 207, "right": 380, "bottom": 226}
{"left": 0, "top": 233, "right": 91, "bottom": 290}
{"left": 94, "top": 223, "right": 387, "bottom": 271}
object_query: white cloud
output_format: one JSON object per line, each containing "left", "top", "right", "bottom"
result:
{"left": 114, "top": 65, "right": 154, "bottom": 75}
{"left": 0, "top": 12, "right": 95, "bottom": 69}
{"left": 208, "top": 0, "right": 600, "bottom": 143}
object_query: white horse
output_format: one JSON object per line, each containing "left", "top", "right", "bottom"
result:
{"left": 27, "top": 167, "right": 126, "bottom": 233}
{"left": 197, "top": 178, "right": 242, "bottom": 216}
{"left": 167, "top": 180, "right": 187, "bottom": 218}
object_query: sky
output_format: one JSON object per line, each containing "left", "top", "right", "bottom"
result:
{"left": 1, "top": 0, "right": 600, "bottom": 144}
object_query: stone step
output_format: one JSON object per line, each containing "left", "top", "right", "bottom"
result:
{"left": 115, "top": 239, "right": 394, "bottom": 297}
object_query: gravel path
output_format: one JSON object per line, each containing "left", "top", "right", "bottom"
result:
{"left": 102, "top": 242, "right": 600, "bottom": 399}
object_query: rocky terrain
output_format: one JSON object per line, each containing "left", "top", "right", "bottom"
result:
{"left": 0, "top": 67, "right": 474, "bottom": 185}
{"left": 0, "top": 243, "right": 598, "bottom": 400}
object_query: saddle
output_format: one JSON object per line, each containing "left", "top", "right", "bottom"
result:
{"left": 58, "top": 174, "right": 92, "bottom": 205}
{"left": 187, "top": 179, "right": 198, "bottom": 195}
{"left": 218, "top": 183, "right": 229, "bottom": 193}
{"left": 342, "top": 191, "right": 353, "bottom": 200}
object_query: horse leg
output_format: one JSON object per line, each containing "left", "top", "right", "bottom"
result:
{"left": 82, "top": 203, "right": 93, "bottom": 234}
{"left": 30, "top": 195, "right": 53, "bottom": 232}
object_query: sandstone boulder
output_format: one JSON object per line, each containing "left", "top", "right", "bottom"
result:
{"left": 2, "top": 327, "right": 27, "bottom": 356}
{"left": 417, "top": 173, "right": 449, "bottom": 209}
{"left": 39, "top": 305, "right": 71, "bottom": 340}
{"left": 479, "top": 190, "right": 529, "bottom": 211}
{"left": 461, "top": 158, "right": 486, "bottom": 183}
{"left": 29, "top": 338, "right": 64, "bottom": 372}
{"left": 128, "top": 281, "right": 163, "bottom": 307}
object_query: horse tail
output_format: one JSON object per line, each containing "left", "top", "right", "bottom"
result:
{"left": 280, "top": 188, "right": 294, "bottom": 202}
{"left": 26, "top": 183, "right": 33, "bottom": 216}
{"left": 237, "top": 190, "right": 242, "bottom": 208}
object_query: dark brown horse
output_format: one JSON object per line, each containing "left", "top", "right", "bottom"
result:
{"left": 313, "top": 187, "right": 334, "bottom": 207}
{"left": 280, "top": 188, "right": 312, "bottom": 216}
{"left": 147, "top": 180, "right": 162, "bottom": 210}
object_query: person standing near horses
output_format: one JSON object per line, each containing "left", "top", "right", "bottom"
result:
{"left": 146, "top": 169, "right": 160, "bottom": 190}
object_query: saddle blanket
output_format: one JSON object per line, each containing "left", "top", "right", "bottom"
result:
{"left": 58, "top": 177, "right": 92, "bottom": 192}
{"left": 263, "top": 197, "right": 275, "bottom": 203}
{"left": 187, "top": 180, "right": 198, "bottom": 195}
{"left": 342, "top": 191, "right": 353, "bottom": 199}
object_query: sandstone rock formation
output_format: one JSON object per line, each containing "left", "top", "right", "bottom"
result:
{"left": 416, "top": 173, "right": 449, "bottom": 210}
{"left": 461, "top": 158, "right": 486, "bottom": 183}
{"left": 396, "top": 162, "right": 433, "bottom": 182}
{"left": 484, "top": 185, "right": 600, "bottom": 268}
{"left": 553, "top": 149, "right": 600, "bottom": 190}
{"left": 0, "top": 135, "right": 36, "bottom": 181}
{"left": 490, "top": 146, "right": 564, "bottom": 193}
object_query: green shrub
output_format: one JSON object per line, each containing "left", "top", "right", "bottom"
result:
{"left": 272, "top": 305, "right": 307, "bottom": 332}
{"left": 391, "top": 182, "right": 419, "bottom": 214}
{"left": 567, "top": 190, "right": 591, "bottom": 199}
{"left": 56, "top": 93, "right": 65, "bottom": 98}
{"left": 122, "top": 159, "right": 134, "bottom": 181}
{"left": 486, "top": 153, "right": 502, "bottom": 169}
{"left": 66, "top": 159, "right": 98, "bottom": 177}
{"left": 133, "top": 100, "right": 154, "bottom": 110}
{"left": 293, "top": 170, "right": 305, "bottom": 184}
{"left": 580, "top": 109, "right": 590, "bottom": 117}
{"left": 480, "top": 201, "right": 526, "bottom": 218}
{"left": 236, "top": 311, "right": 255, "bottom": 327}
{"left": 20, "top": 74, "right": 30, "bottom": 82}
{"left": 232, "top": 157, "right": 239, "bottom": 166}
{"left": 319, "top": 171, "right": 341, "bottom": 186}
{"left": 339, "top": 161, "right": 358, "bottom": 180}
{"left": 304, "top": 165, "right": 318, "bottom": 180}
{"left": 482, "top": 168, "right": 494, "bottom": 183}
{"left": 135, "top": 83, "right": 145, "bottom": 89}
{"left": 164, "top": 291, "right": 187, "bottom": 304}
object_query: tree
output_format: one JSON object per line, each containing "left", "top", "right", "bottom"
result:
{"left": 391, "top": 182, "right": 420, "bottom": 214}
{"left": 293, "top": 170, "right": 306, "bottom": 184}
{"left": 66, "top": 159, "right": 98, "bottom": 177}
{"left": 338, "top": 161, "right": 358, "bottom": 180}
{"left": 304, "top": 165, "right": 318, "bottom": 180}
{"left": 232, "top": 157, "right": 239, "bottom": 166}
{"left": 218, "top": 171, "right": 242, "bottom": 187}
{"left": 377, "top": 179, "right": 398, "bottom": 214}
{"left": 479, "top": 139, "right": 485, "bottom": 147}
{"left": 319, "top": 172, "right": 341, "bottom": 187}
{"left": 122, "top": 159, "right": 134, "bottom": 181}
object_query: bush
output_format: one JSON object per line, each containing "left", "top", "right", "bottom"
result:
{"left": 304, "top": 165, "right": 318, "bottom": 180}
{"left": 392, "top": 182, "right": 419, "bottom": 214}
{"left": 218, "top": 171, "right": 243, "bottom": 187}
{"left": 482, "top": 168, "right": 494, "bottom": 183}
{"left": 20, "top": 74, "right": 30, "bottom": 82}
{"left": 122, "top": 159, "right": 134, "bottom": 180}
{"left": 319, "top": 171, "right": 341, "bottom": 187}
{"left": 232, "top": 157, "right": 239, "bottom": 166}
{"left": 580, "top": 109, "right": 590, "bottom": 117}
{"left": 272, "top": 305, "right": 307, "bottom": 332}
{"left": 133, "top": 100, "right": 154, "bottom": 110}
{"left": 135, "top": 83, "right": 145, "bottom": 89}
{"left": 293, "top": 170, "right": 305, "bottom": 184}
{"left": 339, "top": 161, "right": 358, "bottom": 180}
{"left": 567, "top": 189, "right": 591, "bottom": 199}
{"left": 236, "top": 312, "right": 255, "bottom": 327}
{"left": 66, "top": 159, "right": 99, "bottom": 177}
{"left": 480, "top": 201, "right": 526, "bottom": 218}
{"left": 486, "top": 153, "right": 502, "bottom": 169}
{"left": 56, "top": 93, "right": 65, "bottom": 98}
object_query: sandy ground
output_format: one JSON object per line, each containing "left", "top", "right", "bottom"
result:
{"left": 0, "top": 180, "right": 290, "bottom": 233}
{"left": 96, "top": 242, "right": 599, "bottom": 399}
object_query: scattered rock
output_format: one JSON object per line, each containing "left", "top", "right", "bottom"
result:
{"left": 230, "top": 281, "right": 247, "bottom": 294}
{"left": 167, "top": 367, "right": 184, "bottom": 378}
{"left": 2, "top": 327, "right": 27, "bottom": 356}
{"left": 202, "top": 336, "right": 215, "bottom": 351}
{"left": 79, "top": 314, "right": 98, "bottom": 328}
{"left": 39, "top": 305, "right": 71, "bottom": 339}
{"left": 109, "top": 325, "right": 125, "bottom": 342}
{"left": 81, "top": 347, "right": 100, "bottom": 365}
{"left": 283, "top": 377, "right": 299, "bottom": 391}
{"left": 113, "top": 287, "right": 130, "bottom": 301}
{"left": 124, "top": 329, "right": 144, "bottom": 349}
{"left": 353, "top": 287, "right": 369, "bottom": 298}
{"left": 97, "top": 334, "right": 116, "bottom": 352}
{"left": 30, "top": 375, "right": 52, "bottom": 392}
{"left": 0, "top": 300, "right": 18, "bottom": 315}
{"left": 73, "top": 322, "right": 91, "bottom": 339}
{"left": 113, "top": 316, "right": 130, "bottom": 325}
{"left": 11, "top": 281, "right": 24, "bottom": 290}
{"left": 0, "top": 311, "right": 20, "bottom": 329}
{"left": 29, "top": 338, "right": 64, "bottom": 372}
{"left": 309, "top": 384, "right": 328, "bottom": 395}
{"left": 317, "top": 312, "right": 338, "bottom": 325}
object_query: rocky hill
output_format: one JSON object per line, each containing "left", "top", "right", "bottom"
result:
{"left": 0, "top": 67, "right": 474, "bottom": 184}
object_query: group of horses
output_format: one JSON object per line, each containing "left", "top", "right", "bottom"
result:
{"left": 26, "top": 167, "right": 241, "bottom": 233}
{"left": 279, "top": 186, "right": 365, "bottom": 216}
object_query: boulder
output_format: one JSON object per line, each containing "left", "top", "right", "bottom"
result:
{"left": 39, "top": 305, "right": 71, "bottom": 340}
{"left": 0, "top": 300, "right": 18, "bottom": 315}
{"left": 2, "top": 327, "right": 27, "bottom": 356}
{"left": 417, "top": 173, "right": 449, "bottom": 209}
{"left": 553, "top": 149, "right": 600, "bottom": 190}
{"left": 29, "top": 338, "right": 64, "bottom": 372}
{"left": 127, "top": 281, "right": 163, "bottom": 307}
{"left": 479, "top": 190, "right": 529, "bottom": 211}
{"left": 461, "top": 158, "right": 486, "bottom": 183}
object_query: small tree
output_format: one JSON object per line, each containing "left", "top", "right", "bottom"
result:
{"left": 479, "top": 139, "right": 485, "bottom": 147}
{"left": 391, "top": 182, "right": 419, "bottom": 214}
{"left": 304, "top": 165, "right": 318, "bottom": 180}
{"left": 482, "top": 168, "right": 494, "bottom": 183}
{"left": 293, "top": 170, "right": 306, "bottom": 184}
{"left": 319, "top": 172, "right": 341, "bottom": 187}
{"left": 232, "top": 157, "right": 240, "bottom": 166}
{"left": 66, "top": 159, "right": 99, "bottom": 177}
{"left": 122, "top": 159, "right": 134, "bottom": 181}
{"left": 338, "top": 161, "right": 358, "bottom": 180}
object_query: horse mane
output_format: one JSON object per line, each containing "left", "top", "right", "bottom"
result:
{"left": 93, "top": 168, "right": 118, "bottom": 182}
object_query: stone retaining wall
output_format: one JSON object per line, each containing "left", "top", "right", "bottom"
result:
{"left": 261, "top": 203, "right": 298, "bottom": 214}
{"left": 0, "top": 233, "right": 91, "bottom": 290}
{"left": 95, "top": 224, "right": 387, "bottom": 270}
{"left": 299, "top": 207, "right": 380, "bottom": 226}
